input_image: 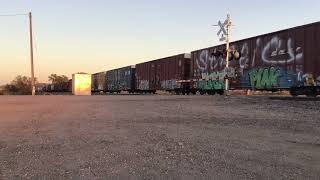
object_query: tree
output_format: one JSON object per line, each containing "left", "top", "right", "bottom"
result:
{"left": 3, "top": 75, "right": 37, "bottom": 95}
{"left": 48, "top": 74, "right": 69, "bottom": 91}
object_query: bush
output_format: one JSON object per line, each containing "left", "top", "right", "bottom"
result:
{"left": 3, "top": 75, "right": 37, "bottom": 95}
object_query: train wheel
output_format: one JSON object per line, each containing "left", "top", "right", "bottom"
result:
{"left": 306, "top": 89, "right": 317, "bottom": 97}
{"left": 217, "top": 90, "right": 224, "bottom": 95}
{"left": 289, "top": 89, "right": 298, "bottom": 97}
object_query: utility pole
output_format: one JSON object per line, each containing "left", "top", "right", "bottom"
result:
{"left": 225, "top": 14, "right": 231, "bottom": 94}
{"left": 29, "top": 12, "right": 36, "bottom": 96}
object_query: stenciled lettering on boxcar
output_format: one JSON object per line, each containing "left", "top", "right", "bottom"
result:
{"left": 249, "top": 67, "right": 281, "bottom": 89}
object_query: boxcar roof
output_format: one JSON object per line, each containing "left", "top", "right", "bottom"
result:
{"left": 192, "top": 21, "right": 320, "bottom": 53}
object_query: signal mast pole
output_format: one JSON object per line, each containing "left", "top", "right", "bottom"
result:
{"left": 225, "top": 14, "right": 231, "bottom": 94}
{"left": 29, "top": 12, "right": 36, "bottom": 96}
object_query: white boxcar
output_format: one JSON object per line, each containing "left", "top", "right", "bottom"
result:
{"left": 72, "top": 73, "right": 92, "bottom": 96}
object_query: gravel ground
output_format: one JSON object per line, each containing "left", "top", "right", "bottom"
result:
{"left": 0, "top": 95, "right": 319, "bottom": 180}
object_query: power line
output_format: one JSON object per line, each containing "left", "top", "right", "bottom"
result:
{"left": 33, "top": 31, "right": 41, "bottom": 83}
{"left": 0, "top": 13, "right": 28, "bottom": 17}
{"left": 0, "top": 12, "right": 36, "bottom": 95}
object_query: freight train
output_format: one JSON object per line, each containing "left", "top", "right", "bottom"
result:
{"left": 92, "top": 22, "right": 320, "bottom": 97}
{"left": 42, "top": 79, "right": 72, "bottom": 92}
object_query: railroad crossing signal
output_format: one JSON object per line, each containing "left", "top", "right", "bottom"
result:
{"left": 217, "top": 20, "right": 227, "bottom": 41}
{"left": 213, "top": 14, "right": 232, "bottom": 94}
{"left": 211, "top": 49, "right": 241, "bottom": 61}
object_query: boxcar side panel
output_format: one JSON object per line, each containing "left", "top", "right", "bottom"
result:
{"left": 135, "top": 54, "right": 191, "bottom": 91}
{"left": 191, "top": 22, "right": 320, "bottom": 91}
{"left": 92, "top": 72, "right": 107, "bottom": 92}
{"left": 106, "top": 66, "right": 135, "bottom": 92}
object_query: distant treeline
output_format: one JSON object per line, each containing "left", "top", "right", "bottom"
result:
{"left": 0, "top": 74, "right": 69, "bottom": 95}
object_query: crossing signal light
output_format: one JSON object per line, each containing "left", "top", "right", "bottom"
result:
{"left": 211, "top": 49, "right": 241, "bottom": 61}
{"left": 233, "top": 50, "right": 241, "bottom": 61}
{"left": 223, "top": 50, "right": 234, "bottom": 61}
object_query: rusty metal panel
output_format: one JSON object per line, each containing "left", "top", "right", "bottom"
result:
{"left": 304, "top": 25, "right": 317, "bottom": 75}
{"left": 305, "top": 24, "right": 320, "bottom": 85}
{"left": 316, "top": 23, "right": 320, "bottom": 83}
{"left": 135, "top": 54, "right": 191, "bottom": 91}
{"left": 135, "top": 62, "right": 150, "bottom": 90}
{"left": 287, "top": 30, "right": 296, "bottom": 74}
{"left": 294, "top": 26, "right": 305, "bottom": 83}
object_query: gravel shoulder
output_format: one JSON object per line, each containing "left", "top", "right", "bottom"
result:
{"left": 0, "top": 95, "right": 319, "bottom": 180}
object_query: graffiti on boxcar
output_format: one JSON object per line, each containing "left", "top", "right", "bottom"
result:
{"left": 196, "top": 50, "right": 225, "bottom": 72}
{"left": 230, "top": 36, "right": 303, "bottom": 68}
{"left": 197, "top": 69, "right": 234, "bottom": 90}
{"left": 138, "top": 80, "right": 149, "bottom": 90}
{"left": 297, "top": 73, "right": 320, "bottom": 86}
{"left": 249, "top": 67, "right": 281, "bottom": 89}
{"left": 201, "top": 67, "right": 235, "bottom": 80}
{"left": 161, "top": 79, "right": 179, "bottom": 90}
{"left": 239, "top": 43, "right": 249, "bottom": 70}
{"left": 252, "top": 38, "right": 262, "bottom": 68}
{"left": 197, "top": 80, "right": 225, "bottom": 90}
{"left": 230, "top": 42, "right": 250, "bottom": 70}
{"left": 261, "top": 37, "right": 303, "bottom": 65}
{"left": 196, "top": 35, "right": 305, "bottom": 91}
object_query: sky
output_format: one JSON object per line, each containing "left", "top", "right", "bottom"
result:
{"left": 0, "top": 0, "right": 319, "bottom": 84}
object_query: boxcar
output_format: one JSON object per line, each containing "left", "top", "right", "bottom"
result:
{"left": 106, "top": 66, "right": 136, "bottom": 93}
{"left": 92, "top": 71, "right": 107, "bottom": 92}
{"left": 43, "top": 79, "right": 72, "bottom": 92}
{"left": 135, "top": 54, "right": 191, "bottom": 94}
{"left": 191, "top": 22, "right": 320, "bottom": 96}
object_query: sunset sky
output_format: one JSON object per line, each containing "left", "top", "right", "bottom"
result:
{"left": 0, "top": 0, "right": 319, "bottom": 84}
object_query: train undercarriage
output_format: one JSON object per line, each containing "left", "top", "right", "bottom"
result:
{"left": 93, "top": 85, "right": 320, "bottom": 97}
{"left": 290, "top": 86, "right": 320, "bottom": 97}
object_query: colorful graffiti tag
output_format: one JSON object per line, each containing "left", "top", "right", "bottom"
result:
{"left": 195, "top": 35, "right": 306, "bottom": 91}
{"left": 201, "top": 68, "right": 235, "bottom": 81}
{"left": 249, "top": 67, "right": 281, "bottom": 89}
{"left": 197, "top": 80, "right": 225, "bottom": 90}
{"left": 297, "top": 73, "right": 320, "bottom": 86}
{"left": 196, "top": 69, "right": 232, "bottom": 90}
